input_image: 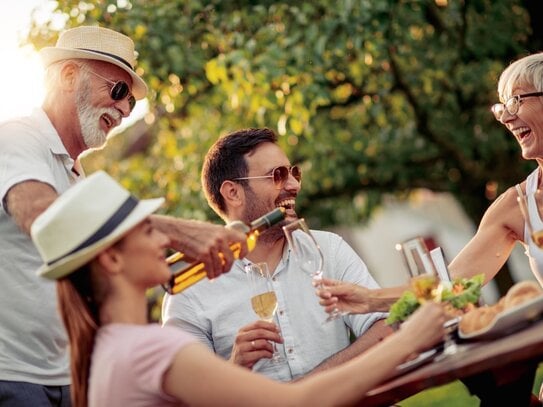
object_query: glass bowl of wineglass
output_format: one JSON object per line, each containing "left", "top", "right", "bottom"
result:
{"left": 245, "top": 262, "right": 282, "bottom": 363}
{"left": 282, "top": 218, "right": 346, "bottom": 323}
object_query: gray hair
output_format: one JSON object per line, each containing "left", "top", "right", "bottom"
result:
{"left": 497, "top": 52, "right": 543, "bottom": 102}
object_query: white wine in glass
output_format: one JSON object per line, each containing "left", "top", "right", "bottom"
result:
{"left": 245, "top": 262, "right": 282, "bottom": 363}
{"left": 251, "top": 291, "right": 278, "bottom": 322}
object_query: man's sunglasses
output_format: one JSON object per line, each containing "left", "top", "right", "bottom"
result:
{"left": 233, "top": 165, "right": 302, "bottom": 190}
{"left": 86, "top": 70, "right": 136, "bottom": 112}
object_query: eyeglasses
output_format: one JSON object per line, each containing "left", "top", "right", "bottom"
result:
{"left": 491, "top": 92, "right": 543, "bottom": 121}
{"left": 233, "top": 165, "right": 302, "bottom": 190}
{"left": 86, "top": 70, "right": 136, "bottom": 112}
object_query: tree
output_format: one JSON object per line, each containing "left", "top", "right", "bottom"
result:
{"left": 27, "top": 0, "right": 542, "bottom": 290}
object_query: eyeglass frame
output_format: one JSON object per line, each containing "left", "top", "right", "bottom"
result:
{"left": 85, "top": 69, "right": 137, "bottom": 112}
{"left": 491, "top": 92, "right": 543, "bottom": 121}
{"left": 233, "top": 165, "right": 302, "bottom": 190}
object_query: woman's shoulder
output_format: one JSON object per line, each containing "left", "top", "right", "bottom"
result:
{"left": 98, "top": 323, "right": 196, "bottom": 348}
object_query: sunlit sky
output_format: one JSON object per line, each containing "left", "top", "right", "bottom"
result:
{"left": 0, "top": 0, "right": 51, "bottom": 121}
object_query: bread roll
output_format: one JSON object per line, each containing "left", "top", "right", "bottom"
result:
{"left": 459, "top": 281, "right": 543, "bottom": 335}
{"left": 459, "top": 306, "right": 498, "bottom": 334}
{"left": 504, "top": 281, "right": 542, "bottom": 309}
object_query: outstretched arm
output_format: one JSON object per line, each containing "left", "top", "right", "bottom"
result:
{"left": 448, "top": 187, "right": 522, "bottom": 283}
{"left": 303, "top": 319, "right": 393, "bottom": 376}
{"left": 317, "top": 278, "right": 406, "bottom": 314}
{"left": 150, "top": 214, "right": 249, "bottom": 280}
{"left": 164, "top": 303, "right": 446, "bottom": 406}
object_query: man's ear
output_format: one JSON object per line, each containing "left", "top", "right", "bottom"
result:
{"left": 59, "top": 61, "right": 80, "bottom": 91}
{"left": 220, "top": 180, "right": 244, "bottom": 209}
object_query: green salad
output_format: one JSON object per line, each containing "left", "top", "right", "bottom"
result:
{"left": 386, "top": 274, "right": 484, "bottom": 325}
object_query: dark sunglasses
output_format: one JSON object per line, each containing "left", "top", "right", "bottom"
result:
{"left": 86, "top": 70, "right": 136, "bottom": 112}
{"left": 233, "top": 165, "right": 302, "bottom": 190}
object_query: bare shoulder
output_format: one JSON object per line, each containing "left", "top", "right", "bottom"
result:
{"left": 484, "top": 185, "right": 522, "bottom": 214}
{"left": 481, "top": 184, "right": 524, "bottom": 239}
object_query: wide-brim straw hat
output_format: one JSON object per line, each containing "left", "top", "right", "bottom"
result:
{"left": 32, "top": 171, "right": 164, "bottom": 280}
{"left": 40, "top": 26, "right": 147, "bottom": 100}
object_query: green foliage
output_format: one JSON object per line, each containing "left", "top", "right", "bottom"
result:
{"left": 399, "top": 380, "right": 479, "bottom": 406}
{"left": 26, "top": 0, "right": 541, "bottom": 229}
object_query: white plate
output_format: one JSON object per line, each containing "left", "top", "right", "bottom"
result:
{"left": 395, "top": 348, "right": 439, "bottom": 375}
{"left": 458, "top": 295, "right": 543, "bottom": 340}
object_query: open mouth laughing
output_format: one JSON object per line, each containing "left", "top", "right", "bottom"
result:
{"left": 512, "top": 126, "right": 531, "bottom": 141}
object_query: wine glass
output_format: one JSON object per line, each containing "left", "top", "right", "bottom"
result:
{"left": 400, "top": 237, "right": 459, "bottom": 356}
{"left": 282, "top": 218, "right": 345, "bottom": 322}
{"left": 399, "top": 237, "right": 438, "bottom": 279}
{"left": 245, "top": 262, "right": 282, "bottom": 363}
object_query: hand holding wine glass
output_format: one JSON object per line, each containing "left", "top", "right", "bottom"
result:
{"left": 245, "top": 262, "right": 282, "bottom": 363}
{"left": 283, "top": 218, "right": 346, "bottom": 322}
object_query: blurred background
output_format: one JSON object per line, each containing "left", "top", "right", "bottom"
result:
{"left": 4, "top": 0, "right": 543, "bottom": 302}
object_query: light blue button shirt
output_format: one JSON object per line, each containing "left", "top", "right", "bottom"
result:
{"left": 162, "top": 230, "right": 387, "bottom": 381}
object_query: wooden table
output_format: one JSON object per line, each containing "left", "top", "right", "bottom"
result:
{"left": 359, "top": 319, "right": 543, "bottom": 406}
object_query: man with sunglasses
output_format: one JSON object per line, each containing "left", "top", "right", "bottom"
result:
{"left": 0, "top": 26, "right": 248, "bottom": 406}
{"left": 163, "top": 127, "right": 392, "bottom": 382}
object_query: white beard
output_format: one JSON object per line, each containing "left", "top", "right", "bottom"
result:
{"left": 76, "top": 77, "right": 120, "bottom": 149}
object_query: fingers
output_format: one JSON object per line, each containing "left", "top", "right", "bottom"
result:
{"left": 179, "top": 223, "right": 248, "bottom": 280}
{"left": 320, "top": 278, "right": 341, "bottom": 287}
{"left": 402, "top": 302, "right": 447, "bottom": 351}
{"left": 231, "top": 322, "right": 283, "bottom": 368}
{"left": 204, "top": 229, "right": 244, "bottom": 280}
{"left": 318, "top": 294, "right": 339, "bottom": 312}
{"left": 226, "top": 228, "right": 249, "bottom": 260}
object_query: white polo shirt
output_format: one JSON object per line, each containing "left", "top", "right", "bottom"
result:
{"left": 0, "top": 108, "right": 80, "bottom": 384}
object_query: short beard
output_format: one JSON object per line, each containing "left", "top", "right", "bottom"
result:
{"left": 76, "top": 75, "right": 108, "bottom": 149}
{"left": 241, "top": 187, "right": 285, "bottom": 245}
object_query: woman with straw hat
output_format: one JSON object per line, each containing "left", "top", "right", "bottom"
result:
{"left": 32, "top": 170, "right": 446, "bottom": 407}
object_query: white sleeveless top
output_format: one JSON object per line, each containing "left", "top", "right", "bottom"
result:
{"left": 518, "top": 168, "right": 543, "bottom": 286}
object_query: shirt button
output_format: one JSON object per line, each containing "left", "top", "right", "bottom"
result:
{"left": 288, "top": 348, "right": 293, "bottom": 354}
{"left": 272, "top": 277, "right": 277, "bottom": 282}
{"left": 279, "top": 310, "right": 284, "bottom": 316}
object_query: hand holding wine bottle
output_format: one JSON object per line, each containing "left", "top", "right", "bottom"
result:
{"left": 162, "top": 207, "right": 286, "bottom": 295}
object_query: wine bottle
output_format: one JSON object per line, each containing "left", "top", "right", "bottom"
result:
{"left": 163, "top": 207, "right": 286, "bottom": 294}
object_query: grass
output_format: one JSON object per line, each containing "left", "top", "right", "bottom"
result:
{"left": 395, "top": 363, "right": 543, "bottom": 406}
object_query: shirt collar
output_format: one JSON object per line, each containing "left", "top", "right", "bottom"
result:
{"left": 32, "top": 107, "right": 81, "bottom": 177}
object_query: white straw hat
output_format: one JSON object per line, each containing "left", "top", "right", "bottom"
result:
{"left": 40, "top": 26, "right": 147, "bottom": 100}
{"left": 32, "top": 171, "right": 164, "bottom": 280}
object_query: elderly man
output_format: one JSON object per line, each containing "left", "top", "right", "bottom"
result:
{"left": 0, "top": 26, "right": 246, "bottom": 406}
{"left": 162, "top": 128, "right": 392, "bottom": 381}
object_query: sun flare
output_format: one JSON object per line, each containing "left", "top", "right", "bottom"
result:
{"left": 0, "top": 0, "right": 47, "bottom": 122}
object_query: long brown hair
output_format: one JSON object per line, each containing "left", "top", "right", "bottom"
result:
{"left": 57, "top": 265, "right": 100, "bottom": 407}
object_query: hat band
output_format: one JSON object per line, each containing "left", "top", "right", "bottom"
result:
{"left": 77, "top": 48, "right": 134, "bottom": 71}
{"left": 47, "top": 195, "right": 139, "bottom": 266}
